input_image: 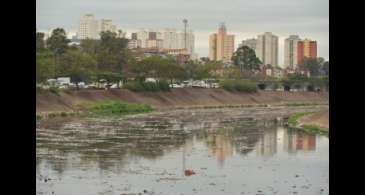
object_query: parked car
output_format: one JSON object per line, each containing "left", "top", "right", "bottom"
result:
{"left": 57, "top": 77, "right": 71, "bottom": 85}
{"left": 211, "top": 83, "right": 219, "bottom": 88}
{"left": 110, "top": 84, "right": 119, "bottom": 89}
{"left": 145, "top": 78, "right": 157, "bottom": 83}
{"left": 192, "top": 80, "right": 209, "bottom": 88}
{"left": 85, "top": 84, "right": 98, "bottom": 89}
{"left": 169, "top": 83, "right": 183, "bottom": 88}
{"left": 182, "top": 80, "right": 193, "bottom": 88}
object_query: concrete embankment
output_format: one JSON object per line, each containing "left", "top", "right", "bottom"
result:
{"left": 36, "top": 88, "right": 328, "bottom": 114}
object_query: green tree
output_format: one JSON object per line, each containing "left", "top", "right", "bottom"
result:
{"left": 36, "top": 32, "right": 45, "bottom": 52}
{"left": 160, "top": 60, "right": 185, "bottom": 84}
{"left": 183, "top": 60, "right": 199, "bottom": 80}
{"left": 231, "top": 46, "right": 261, "bottom": 77}
{"left": 322, "top": 61, "right": 329, "bottom": 76}
{"left": 129, "top": 57, "right": 156, "bottom": 81}
{"left": 97, "top": 31, "right": 130, "bottom": 74}
{"left": 46, "top": 28, "right": 69, "bottom": 55}
{"left": 36, "top": 50, "right": 55, "bottom": 83}
{"left": 300, "top": 57, "right": 324, "bottom": 77}
{"left": 80, "top": 39, "right": 99, "bottom": 56}
{"left": 58, "top": 50, "right": 97, "bottom": 89}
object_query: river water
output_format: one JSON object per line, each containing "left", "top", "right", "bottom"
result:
{"left": 36, "top": 106, "right": 329, "bottom": 195}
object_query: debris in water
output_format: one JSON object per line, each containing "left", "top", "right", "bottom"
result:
{"left": 184, "top": 169, "right": 196, "bottom": 176}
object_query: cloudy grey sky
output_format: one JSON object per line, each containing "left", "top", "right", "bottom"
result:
{"left": 37, "top": 0, "right": 329, "bottom": 64}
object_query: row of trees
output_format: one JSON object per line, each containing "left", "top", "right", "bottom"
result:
{"left": 37, "top": 28, "right": 131, "bottom": 88}
{"left": 36, "top": 28, "right": 226, "bottom": 89}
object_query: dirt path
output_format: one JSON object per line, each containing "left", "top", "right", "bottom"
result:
{"left": 299, "top": 109, "right": 329, "bottom": 129}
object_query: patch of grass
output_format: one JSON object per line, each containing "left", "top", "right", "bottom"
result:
{"left": 85, "top": 101, "right": 153, "bottom": 116}
{"left": 301, "top": 124, "right": 328, "bottom": 134}
{"left": 220, "top": 80, "right": 257, "bottom": 93}
{"left": 287, "top": 112, "right": 312, "bottom": 126}
{"left": 285, "top": 102, "right": 320, "bottom": 107}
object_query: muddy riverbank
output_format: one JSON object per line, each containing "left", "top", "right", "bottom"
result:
{"left": 36, "top": 88, "right": 328, "bottom": 113}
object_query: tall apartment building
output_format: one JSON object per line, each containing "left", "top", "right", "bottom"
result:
{"left": 146, "top": 39, "right": 164, "bottom": 49}
{"left": 78, "top": 14, "right": 99, "bottom": 39}
{"left": 297, "top": 39, "right": 317, "bottom": 65}
{"left": 209, "top": 23, "right": 235, "bottom": 62}
{"left": 256, "top": 32, "right": 278, "bottom": 66}
{"left": 177, "top": 30, "right": 194, "bottom": 54}
{"left": 163, "top": 29, "right": 179, "bottom": 50}
{"left": 239, "top": 38, "right": 257, "bottom": 51}
{"left": 136, "top": 29, "right": 149, "bottom": 48}
{"left": 284, "top": 35, "right": 301, "bottom": 69}
{"left": 100, "top": 19, "right": 116, "bottom": 33}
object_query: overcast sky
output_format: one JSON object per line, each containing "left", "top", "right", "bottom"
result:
{"left": 36, "top": 0, "right": 329, "bottom": 65}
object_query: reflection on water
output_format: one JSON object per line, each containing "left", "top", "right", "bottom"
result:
{"left": 36, "top": 109, "right": 328, "bottom": 195}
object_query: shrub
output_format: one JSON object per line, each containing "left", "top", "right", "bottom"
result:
{"left": 307, "top": 85, "right": 315, "bottom": 92}
{"left": 60, "top": 112, "right": 68, "bottom": 117}
{"left": 48, "top": 113, "right": 58, "bottom": 118}
{"left": 220, "top": 80, "right": 257, "bottom": 93}
{"left": 123, "top": 81, "right": 170, "bottom": 92}
{"left": 123, "top": 82, "right": 144, "bottom": 92}
{"left": 36, "top": 114, "right": 42, "bottom": 120}
{"left": 49, "top": 86, "right": 60, "bottom": 96}
{"left": 257, "top": 83, "right": 266, "bottom": 90}
{"left": 157, "top": 80, "right": 171, "bottom": 91}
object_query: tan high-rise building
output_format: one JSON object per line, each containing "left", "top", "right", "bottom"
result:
{"left": 256, "top": 32, "right": 279, "bottom": 66}
{"left": 209, "top": 23, "right": 235, "bottom": 62}
{"left": 78, "top": 14, "right": 99, "bottom": 39}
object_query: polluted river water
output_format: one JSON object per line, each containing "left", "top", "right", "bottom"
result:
{"left": 36, "top": 106, "right": 329, "bottom": 195}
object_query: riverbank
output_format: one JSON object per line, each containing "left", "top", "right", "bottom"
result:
{"left": 36, "top": 88, "right": 328, "bottom": 114}
{"left": 299, "top": 109, "right": 329, "bottom": 129}
{"left": 287, "top": 110, "right": 329, "bottom": 134}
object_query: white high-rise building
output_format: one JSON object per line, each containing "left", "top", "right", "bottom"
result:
{"left": 284, "top": 35, "right": 301, "bottom": 69}
{"left": 78, "top": 14, "right": 99, "bottom": 39}
{"left": 100, "top": 19, "right": 116, "bottom": 33}
{"left": 163, "top": 29, "right": 179, "bottom": 49}
{"left": 256, "top": 32, "right": 279, "bottom": 66}
{"left": 136, "top": 29, "right": 149, "bottom": 48}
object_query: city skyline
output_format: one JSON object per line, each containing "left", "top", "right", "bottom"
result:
{"left": 37, "top": 0, "right": 329, "bottom": 65}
